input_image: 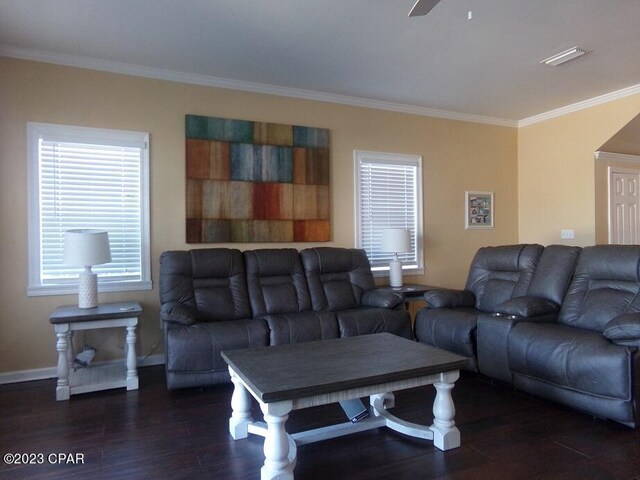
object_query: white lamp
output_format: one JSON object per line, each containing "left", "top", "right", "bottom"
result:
{"left": 63, "top": 229, "right": 111, "bottom": 309}
{"left": 380, "top": 228, "right": 411, "bottom": 288}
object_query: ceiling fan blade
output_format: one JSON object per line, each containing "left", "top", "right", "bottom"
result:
{"left": 408, "top": 0, "right": 443, "bottom": 17}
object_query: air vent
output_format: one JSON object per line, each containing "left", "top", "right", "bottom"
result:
{"left": 540, "top": 47, "right": 590, "bottom": 67}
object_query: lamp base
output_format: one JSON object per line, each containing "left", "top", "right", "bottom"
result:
{"left": 78, "top": 267, "right": 98, "bottom": 309}
{"left": 389, "top": 256, "right": 403, "bottom": 288}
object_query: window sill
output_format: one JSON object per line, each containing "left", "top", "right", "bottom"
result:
{"left": 372, "top": 267, "right": 425, "bottom": 278}
{"left": 27, "top": 280, "right": 153, "bottom": 297}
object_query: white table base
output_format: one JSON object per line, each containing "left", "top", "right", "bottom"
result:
{"left": 54, "top": 317, "right": 139, "bottom": 401}
{"left": 229, "top": 367, "right": 461, "bottom": 480}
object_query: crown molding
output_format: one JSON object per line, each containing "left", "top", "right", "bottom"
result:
{"left": 518, "top": 84, "right": 640, "bottom": 127}
{"left": 0, "top": 44, "right": 517, "bottom": 128}
{"left": 594, "top": 151, "right": 640, "bottom": 163}
{"left": 2, "top": 44, "right": 638, "bottom": 129}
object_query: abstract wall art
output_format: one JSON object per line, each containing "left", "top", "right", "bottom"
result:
{"left": 185, "top": 114, "right": 331, "bottom": 243}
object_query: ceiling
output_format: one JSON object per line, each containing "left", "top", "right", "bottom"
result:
{"left": 1, "top": 0, "right": 639, "bottom": 125}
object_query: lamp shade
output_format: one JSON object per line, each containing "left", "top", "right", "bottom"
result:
{"left": 380, "top": 228, "right": 411, "bottom": 253}
{"left": 63, "top": 229, "right": 112, "bottom": 267}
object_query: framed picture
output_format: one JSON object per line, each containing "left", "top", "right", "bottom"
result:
{"left": 465, "top": 191, "right": 494, "bottom": 229}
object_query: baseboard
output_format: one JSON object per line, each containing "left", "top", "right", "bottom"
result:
{"left": 0, "top": 354, "right": 165, "bottom": 385}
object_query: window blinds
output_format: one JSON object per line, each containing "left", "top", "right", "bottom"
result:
{"left": 38, "top": 138, "right": 143, "bottom": 285}
{"left": 358, "top": 156, "right": 419, "bottom": 269}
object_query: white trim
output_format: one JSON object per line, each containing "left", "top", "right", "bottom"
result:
{"left": 0, "top": 354, "right": 164, "bottom": 385}
{"left": 354, "top": 150, "right": 424, "bottom": 274}
{"left": 519, "top": 84, "right": 640, "bottom": 127}
{"left": 595, "top": 151, "right": 640, "bottom": 164}
{"left": 607, "top": 165, "right": 640, "bottom": 244}
{"left": 27, "top": 280, "right": 153, "bottom": 297}
{"left": 26, "top": 122, "right": 152, "bottom": 296}
{"left": 0, "top": 44, "right": 515, "bottom": 128}
{"left": 2, "top": 44, "right": 638, "bottom": 128}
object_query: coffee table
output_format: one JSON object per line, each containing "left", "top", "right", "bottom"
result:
{"left": 222, "top": 333, "right": 467, "bottom": 480}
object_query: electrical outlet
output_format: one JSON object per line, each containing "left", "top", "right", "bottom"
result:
{"left": 561, "top": 229, "right": 575, "bottom": 240}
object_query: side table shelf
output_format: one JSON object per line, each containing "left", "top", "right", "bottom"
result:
{"left": 49, "top": 302, "right": 143, "bottom": 401}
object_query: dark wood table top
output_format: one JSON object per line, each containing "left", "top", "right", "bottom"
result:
{"left": 222, "top": 333, "right": 467, "bottom": 403}
{"left": 49, "top": 302, "right": 143, "bottom": 324}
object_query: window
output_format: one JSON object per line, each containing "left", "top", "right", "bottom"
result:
{"left": 355, "top": 150, "right": 424, "bottom": 275}
{"left": 27, "top": 123, "right": 151, "bottom": 296}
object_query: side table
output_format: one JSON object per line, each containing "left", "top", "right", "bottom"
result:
{"left": 378, "top": 284, "right": 442, "bottom": 326}
{"left": 378, "top": 283, "right": 441, "bottom": 305}
{"left": 49, "top": 301, "right": 143, "bottom": 401}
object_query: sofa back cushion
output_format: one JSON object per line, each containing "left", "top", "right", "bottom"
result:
{"left": 559, "top": 245, "right": 640, "bottom": 332}
{"left": 244, "top": 248, "right": 312, "bottom": 317}
{"left": 465, "top": 244, "right": 543, "bottom": 312}
{"left": 300, "top": 247, "right": 375, "bottom": 311}
{"left": 159, "top": 249, "right": 251, "bottom": 321}
{"left": 527, "top": 244, "right": 581, "bottom": 305}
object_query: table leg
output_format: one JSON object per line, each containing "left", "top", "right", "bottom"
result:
{"left": 260, "top": 401, "right": 294, "bottom": 480}
{"left": 67, "top": 331, "right": 75, "bottom": 371}
{"left": 229, "top": 368, "right": 253, "bottom": 439}
{"left": 430, "top": 372, "right": 460, "bottom": 451}
{"left": 55, "top": 325, "right": 70, "bottom": 401}
{"left": 370, "top": 392, "right": 395, "bottom": 414}
{"left": 125, "top": 325, "right": 139, "bottom": 390}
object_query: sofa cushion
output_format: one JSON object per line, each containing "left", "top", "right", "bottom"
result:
{"left": 160, "top": 302, "right": 198, "bottom": 326}
{"left": 604, "top": 313, "right": 640, "bottom": 347}
{"left": 361, "top": 289, "right": 404, "bottom": 309}
{"left": 414, "top": 307, "right": 479, "bottom": 359}
{"left": 165, "top": 318, "right": 268, "bottom": 374}
{"left": 423, "top": 289, "right": 475, "bottom": 309}
{"left": 494, "top": 296, "right": 559, "bottom": 318}
{"left": 262, "top": 311, "right": 339, "bottom": 345}
{"left": 337, "top": 308, "right": 412, "bottom": 340}
{"left": 559, "top": 245, "right": 640, "bottom": 332}
{"left": 527, "top": 245, "right": 581, "bottom": 306}
{"left": 244, "top": 248, "right": 312, "bottom": 317}
{"left": 301, "top": 247, "right": 376, "bottom": 311}
{"left": 465, "top": 244, "right": 543, "bottom": 312}
{"left": 508, "top": 322, "right": 633, "bottom": 400}
{"left": 160, "top": 249, "right": 252, "bottom": 322}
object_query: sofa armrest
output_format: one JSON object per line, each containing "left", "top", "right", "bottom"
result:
{"left": 423, "top": 289, "right": 475, "bottom": 309}
{"left": 161, "top": 302, "right": 198, "bottom": 326}
{"left": 604, "top": 313, "right": 640, "bottom": 347}
{"left": 494, "top": 296, "right": 559, "bottom": 318}
{"left": 362, "top": 289, "right": 404, "bottom": 309}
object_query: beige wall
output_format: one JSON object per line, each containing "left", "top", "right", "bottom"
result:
{"left": 0, "top": 57, "right": 518, "bottom": 374}
{"left": 518, "top": 95, "right": 640, "bottom": 246}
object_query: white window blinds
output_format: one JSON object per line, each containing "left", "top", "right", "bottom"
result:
{"left": 355, "top": 151, "right": 423, "bottom": 271}
{"left": 28, "top": 123, "right": 151, "bottom": 295}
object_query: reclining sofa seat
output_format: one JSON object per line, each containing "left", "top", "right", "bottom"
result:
{"left": 300, "top": 247, "right": 413, "bottom": 339}
{"left": 506, "top": 245, "right": 640, "bottom": 426}
{"left": 414, "top": 244, "right": 544, "bottom": 369}
{"left": 244, "top": 248, "right": 339, "bottom": 345}
{"left": 160, "top": 248, "right": 268, "bottom": 389}
{"left": 160, "top": 247, "right": 411, "bottom": 390}
{"left": 476, "top": 244, "right": 581, "bottom": 382}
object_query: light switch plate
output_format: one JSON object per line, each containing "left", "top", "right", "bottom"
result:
{"left": 561, "top": 229, "right": 575, "bottom": 240}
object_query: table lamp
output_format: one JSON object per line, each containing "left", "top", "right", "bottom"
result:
{"left": 63, "top": 229, "right": 111, "bottom": 308}
{"left": 380, "top": 228, "right": 411, "bottom": 288}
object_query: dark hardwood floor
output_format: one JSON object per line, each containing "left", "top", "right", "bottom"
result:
{"left": 1, "top": 365, "right": 639, "bottom": 480}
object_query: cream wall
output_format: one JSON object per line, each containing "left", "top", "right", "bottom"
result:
{"left": 518, "top": 95, "right": 640, "bottom": 246}
{"left": 0, "top": 57, "right": 518, "bottom": 375}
